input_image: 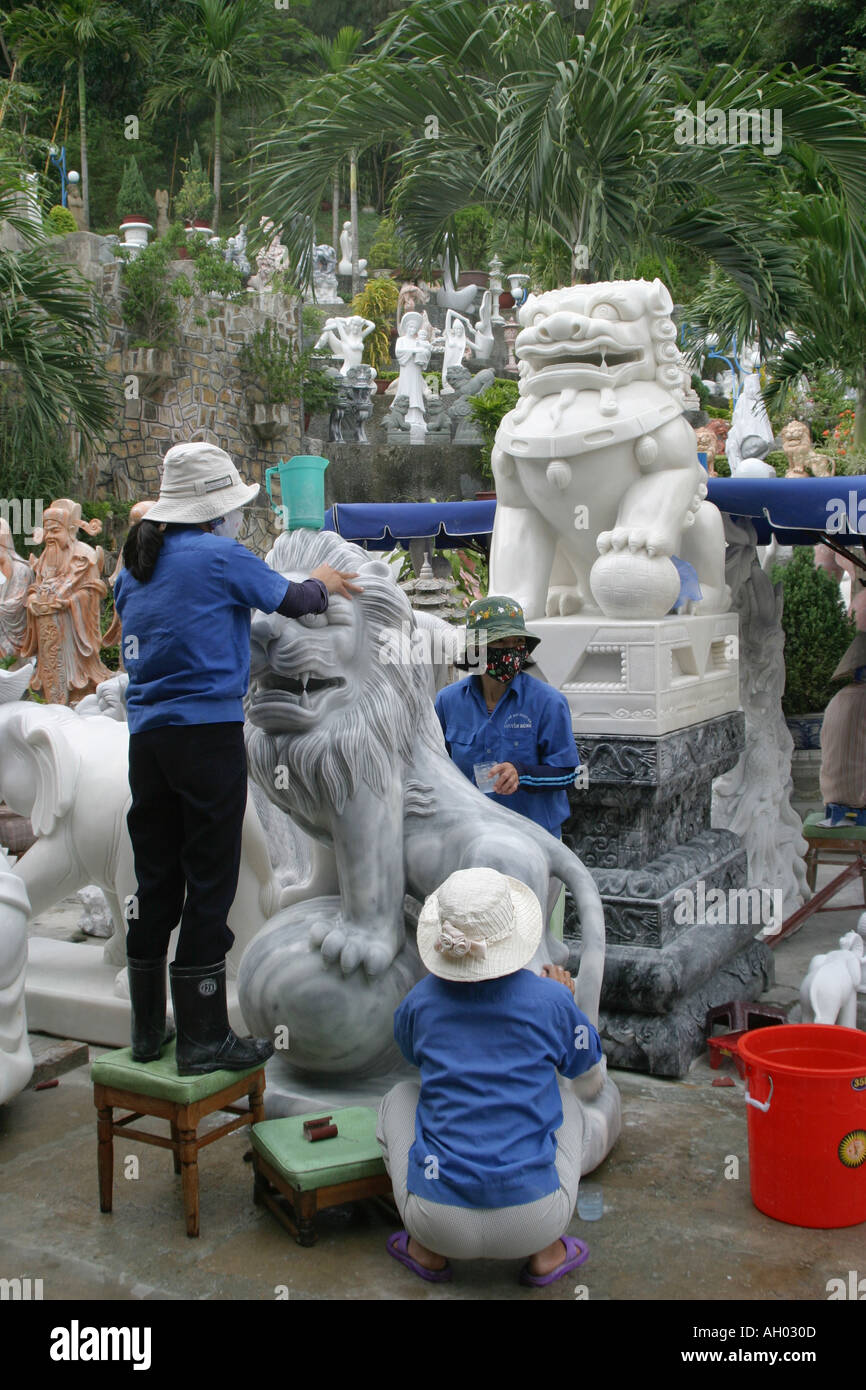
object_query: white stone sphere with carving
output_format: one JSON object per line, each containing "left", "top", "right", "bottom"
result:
{"left": 590, "top": 550, "right": 680, "bottom": 619}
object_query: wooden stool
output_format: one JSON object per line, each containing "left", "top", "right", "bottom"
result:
{"left": 705, "top": 1001, "right": 787, "bottom": 1076}
{"left": 251, "top": 1107, "right": 393, "bottom": 1246}
{"left": 91, "top": 1040, "right": 265, "bottom": 1238}
{"left": 773, "top": 813, "right": 866, "bottom": 945}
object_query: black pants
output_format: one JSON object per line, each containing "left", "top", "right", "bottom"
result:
{"left": 125, "top": 722, "right": 246, "bottom": 965}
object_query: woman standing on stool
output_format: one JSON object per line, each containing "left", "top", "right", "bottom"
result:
{"left": 115, "top": 442, "right": 360, "bottom": 1075}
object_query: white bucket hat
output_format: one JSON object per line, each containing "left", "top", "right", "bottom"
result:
{"left": 416, "top": 868, "right": 543, "bottom": 982}
{"left": 146, "top": 442, "right": 260, "bottom": 524}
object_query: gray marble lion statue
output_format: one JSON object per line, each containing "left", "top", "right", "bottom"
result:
{"left": 243, "top": 528, "right": 606, "bottom": 1026}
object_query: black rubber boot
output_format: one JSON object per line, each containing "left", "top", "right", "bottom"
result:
{"left": 128, "top": 956, "right": 175, "bottom": 1063}
{"left": 169, "top": 960, "right": 274, "bottom": 1076}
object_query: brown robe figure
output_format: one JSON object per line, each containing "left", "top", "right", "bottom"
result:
{"left": 21, "top": 499, "right": 114, "bottom": 705}
{"left": 0, "top": 519, "right": 34, "bottom": 659}
{"left": 820, "top": 632, "right": 866, "bottom": 812}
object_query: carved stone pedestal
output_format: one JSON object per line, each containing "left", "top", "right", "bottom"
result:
{"left": 528, "top": 613, "right": 739, "bottom": 737}
{"left": 563, "top": 712, "right": 775, "bottom": 1076}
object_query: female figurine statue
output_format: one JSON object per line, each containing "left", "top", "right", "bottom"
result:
{"left": 442, "top": 311, "right": 471, "bottom": 391}
{"left": 338, "top": 221, "right": 367, "bottom": 277}
{"left": 314, "top": 315, "right": 376, "bottom": 376}
{"left": 395, "top": 311, "right": 432, "bottom": 433}
{"left": 0, "top": 518, "right": 34, "bottom": 659}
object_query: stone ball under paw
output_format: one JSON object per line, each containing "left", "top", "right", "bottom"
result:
{"left": 237, "top": 897, "right": 425, "bottom": 1078}
{"left": 590, "top": 550, "right": 681, "bottom": 620}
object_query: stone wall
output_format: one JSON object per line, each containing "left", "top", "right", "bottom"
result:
{"left": 54, "top": 233, "right": 302, "bottom": 554}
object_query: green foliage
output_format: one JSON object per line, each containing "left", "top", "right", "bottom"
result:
{"left": 690, "top": 375, "right": 710, "bottom": 409}
{"left": 119, "top": 236, "right": 183, "bottom": 347}
{"left": 367, "top": 215, "right": 404, "bottom": 270}
{"left": 301, "top": 367, "right": 339, "bottom": 417}
{"left": 350, "top": 276, "right": 399, "bottom": 371}
{"left": 238, "top": 321, "right": 337, "bottom": 414}
{"left": 45, "top": 205, "right": 78, "bottom": 235}
{"left": 116, "top": 156, "right": 157, "bottom": 224}
{"left": 771, "top": 548, "right": 855, "bottom": 716}
{"left": 452, "top": 205, "right": 492, "bottom": 270}
{"left": 800, "top": 370, "right": 852, "bottom": 441}
{"left": 0, "top": 160, "right": 117, "bottom": 476}
{"left": 706, "top": 404, "right": 732, "bottom": 420}
{"left": 174, "top": 142, "right": 214, "bottom": 225}
{"left": 186, "top": 236, "right": 244, "bottom": 297}
{"left": 529, "top": 230, "right": 572, "bottom": 293}
{"left": 713, "top": 455, "right": 730, "bottom": 477}
{"left": 765, "top": 450, "right": 789, "bottom": 477}
{"left": 468, "top": 379, "right": 521, "bottom": 479}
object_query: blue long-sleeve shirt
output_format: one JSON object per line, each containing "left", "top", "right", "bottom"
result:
{"left": 434, "top": 671, "right": 580, "bottom": 835}
{"left": 115, "top": 525, "right": 326, "bottom": 733}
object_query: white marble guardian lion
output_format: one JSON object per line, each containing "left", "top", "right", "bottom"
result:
{"left": 244, "top": 529, "right": 607, "bottom": 1027}
{"left": 490, "top": 278, "right": 731, "bottom": 620}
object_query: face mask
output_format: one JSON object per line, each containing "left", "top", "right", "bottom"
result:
{"left": 484, "top": 645, "right": 527, "bottom": 684}
{"left": 211, "top": 508, "right": 244, "bottom": 539}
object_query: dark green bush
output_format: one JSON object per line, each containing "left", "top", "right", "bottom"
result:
{"left": 116, "top": 156, "right": 156, "bottom": 224}
{"left": 770, "top": 547, "right": 855, "bottom": 716}
{"left": 45, "top": 204, "right": 77, "bottom": 235}
{"left": 468, "top": 379, "right": 520, "bottom": 479}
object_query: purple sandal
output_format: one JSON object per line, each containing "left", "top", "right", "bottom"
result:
{"left": 386, "top": 1230, "right": 453, "bottom": 1283}
{"left": 518, "top": 1235, "right": 589, "bottom": 1287}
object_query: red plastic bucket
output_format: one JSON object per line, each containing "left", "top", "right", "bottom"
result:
{"left": 737, "top": 1024, "right": 866, "bottom": 1228}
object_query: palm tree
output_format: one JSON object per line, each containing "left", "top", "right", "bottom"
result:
{"left": 144, "top": 0, "right": 285, "bottom": 234}
{"left": 0, "top": 159, "right": 118, "bottom": 489}
{"left": 306, "top": 27, "right": 364, "bottom": 291}
{"left": 249, "top": 0, "right": 866, "bottom": 327}
{"left": 4, "top": 0, "right": 143, "bottom": 229}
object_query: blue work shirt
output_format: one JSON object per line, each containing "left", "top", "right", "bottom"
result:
{"left": 395, "top": 969, "right": 602, "bottom": 1208}
{"left": 115, "top": 525, "right": 291, "bottom": 734}
{"left": 434, "top": 670, "right": 579, "bottom": 835}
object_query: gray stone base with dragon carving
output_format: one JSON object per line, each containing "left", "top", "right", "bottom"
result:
{"left": 562, "top": 712, "right": 775, "bottom": 1076}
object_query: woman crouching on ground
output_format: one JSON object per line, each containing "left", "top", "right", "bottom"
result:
{"left": 377, "top": 866, "right": 602, "bottom": 1287}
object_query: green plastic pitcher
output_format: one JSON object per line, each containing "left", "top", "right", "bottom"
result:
{"left": 264, "top": 455, "right": 328, "bottom": 531}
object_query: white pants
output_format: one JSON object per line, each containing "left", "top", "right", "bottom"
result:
{"left": 376, "top": 1077, "right": 584, "bottom": 1260}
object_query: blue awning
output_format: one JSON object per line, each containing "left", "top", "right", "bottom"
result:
{"left": 323, "top": 478, "right": 866, "bottom": 550}
{"left": 323, "top": 501, "right": 496, "bottom": 550}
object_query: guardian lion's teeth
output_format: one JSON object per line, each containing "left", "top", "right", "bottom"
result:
{"left": 300, "top": 685, "right": 311, "bottom": 709}
{"left": 300, "top": 672, "right": 310, "bottom": 691}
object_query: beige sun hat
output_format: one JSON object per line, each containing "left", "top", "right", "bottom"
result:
{"left": 832, "top": 631, "right": 866, "bottom": 682}
{"left": 416, "top": 868, "right": 543, "bottom": 982}
{"left": 146, "top": 442, "right": 260, "bottom": 524}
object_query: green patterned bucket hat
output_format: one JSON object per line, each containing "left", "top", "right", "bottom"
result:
{"left": 465, "top": 595, "right": 540, "bottom": 653}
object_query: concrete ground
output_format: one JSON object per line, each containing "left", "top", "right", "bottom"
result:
{"left": 2, "top": 864, "right": 865, "bottom": 1303}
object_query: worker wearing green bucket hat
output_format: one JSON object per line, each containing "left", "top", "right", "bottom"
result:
{"left": 434, "top": 596, "right": 582, "bottom": 941}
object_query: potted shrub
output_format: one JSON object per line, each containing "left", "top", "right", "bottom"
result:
{"left": 771, "top": 547, "right": 855, "bottom": 814}
{"left": 174, "top": 142, "right": 215, "bottom": 239}
{"left": 375, "top": 368, "right": 398, "bottom": 395}
{"left": 453, "top": 205, "right": 493, "bottom": 286}
{"left": 349, "top": 276, "right": 400, "bottom": 372}
{"left": 367, "top": 215, "right": 404, "bottom": 277}
{"left": 468, "top": 378, "right": 520, "bottom": 495}
{"left": 116, "top": 156, "right": 156, "bottom": 254}
{"left": 45, "top": 204, "right": 78, "bottom": 236}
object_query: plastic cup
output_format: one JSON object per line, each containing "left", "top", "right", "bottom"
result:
{"left": 577, "top": 1183, "right": 604, "bottom": 1220}
{"left": 474, "top": 762, "right": 499, "bottom": 794}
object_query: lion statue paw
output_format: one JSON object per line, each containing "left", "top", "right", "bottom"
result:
{"left": 545, "top": 585, "right": 584, "bottom": 617}
{"left": 309, "top": 914, "right": 398, "bottom": 978}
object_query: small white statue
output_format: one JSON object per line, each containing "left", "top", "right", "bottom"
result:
{"left": 314, "top": 315, "right": 376, "bottom": 376}
{"left": 472, "top": 289, "right": 495, "bottom": 361}
{"left": 727, "top": 373, "right": 775, "bottom": 473}
{"left": 394, "top": 311, "right": 432, "bottom": 433}
{"left": 435, "top": 248, "right": 479, "bottom": 316}
{"left": 799, "top": 932, "right": 864, "bottom": 1027}
{"left": 308, "top": 243, "right": 340, "bottom": 303}
{"left": 337, "top": 221, "right": 367, "bottom": 278}
{"left": 250, "top": 216, "right": 288, "bottom": 291}
{"left": 441, "top": 310, "right": 471, "bottom": 392}
{"left": 224, "top": 223, "right": 250, "bottom": 279}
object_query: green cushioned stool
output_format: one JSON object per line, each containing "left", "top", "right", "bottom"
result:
{"left": 251, "top": 1107, "right": 393, "bottom": 1246}
{"left": 92, "top": 1041, "right": 265, "bottom": 1238}
{"left": 775, "top": 813, "right": 866, "bottom": 943}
